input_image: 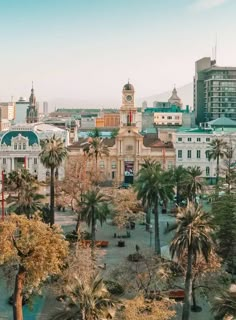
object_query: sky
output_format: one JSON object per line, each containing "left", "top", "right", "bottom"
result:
{"left": 0, "top": 0, "right": 235, "bottom": 107}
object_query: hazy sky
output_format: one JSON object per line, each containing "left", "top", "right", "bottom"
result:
{"left": 0, "top": 0, "right": 235, "bottom": 104}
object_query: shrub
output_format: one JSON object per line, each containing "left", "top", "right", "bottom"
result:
{"left": 104, "top": 280, "right": 124, "bottom": 295}
{"left": 127, "top": 252, "right": 144, "bottom": 262}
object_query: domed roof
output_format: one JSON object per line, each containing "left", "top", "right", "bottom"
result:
{"left": 168, "top": 87, "right": 182, "bottom": 107}
{"left": 123, "top": 82, "right": 134, "bottom": 91}
{"left": 1, "top": 130, "right": 39, "bottom": 146}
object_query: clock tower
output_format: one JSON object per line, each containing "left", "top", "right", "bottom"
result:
{"left": 120, "top": 81, "right": 137, "bottom": 127}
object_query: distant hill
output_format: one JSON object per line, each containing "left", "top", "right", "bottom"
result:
{"left": 137, "top": 83, "right": 193, "bottom": 109}
{"left": 47, "top": 82, "right": 193, "bottom": 111}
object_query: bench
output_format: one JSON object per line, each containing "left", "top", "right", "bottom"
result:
{"left": 147, "top": 289, "right": 185, "bottom": 301}
{"left": 80, "top": 240, "right": 109, "bottom": 248}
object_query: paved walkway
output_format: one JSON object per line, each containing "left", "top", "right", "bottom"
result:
{"left": 0, "top": 203, "right": 213, "bottom": 320}
{"left": 51, "top": 207, "right": 214, "bottom": 320}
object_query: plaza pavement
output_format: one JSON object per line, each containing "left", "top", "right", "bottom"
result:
{"left": 0, "top": 202, "right": 213, "bottom": 320}
{"left": 43, "top": 205, "right": 214, "bottom": 320}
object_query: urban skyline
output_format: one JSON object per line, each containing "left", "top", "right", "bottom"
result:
{"left": 0, "top": 0, "right": 236, "bottom": 105}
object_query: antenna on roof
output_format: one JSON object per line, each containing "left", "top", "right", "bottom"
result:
{"left": 215, "top": 33, "right": 217, "bottom": 62}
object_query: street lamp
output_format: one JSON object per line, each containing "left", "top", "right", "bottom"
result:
{"left": 149, "top": 224, "right": 153, "bottom": 247}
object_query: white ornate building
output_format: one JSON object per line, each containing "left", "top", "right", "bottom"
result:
{"left": 174, "top": 126, "right": 236, "bottom": 183}
{"left": 0, "top": 123, "right": 69, "bottom": 181}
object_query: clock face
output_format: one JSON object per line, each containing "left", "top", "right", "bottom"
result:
{"left": 126, "top": 95, "right": 133, "bottom": 102}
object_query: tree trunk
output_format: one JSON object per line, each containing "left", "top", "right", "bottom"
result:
{"left": 182, "top": 246, "right": 193, "bottom": 320}
{"left": 50, "top": 167, "right": 55, "bottom": 226}
{"left": 216, "top": 156, "right": 219, "bottom": 186}
{"left": 91, "top": 207, "right": 96, "bottom": 249}
{"left": 176, "top": 183, "right": 180, "bottom": 205}
{"left": 146, "top": 207, "right": 151, "bottom": 231}
{"left": 154, "top": 197, "right": 161, "bottom": 255}
{"left": 75, "top": 212, "right": 80, "bottom": 233}
{"left": 13, "top": 265, "right": 25, "bottom": 320}
{"left": 192, "top": 279, "right": 197, "bottom": 310}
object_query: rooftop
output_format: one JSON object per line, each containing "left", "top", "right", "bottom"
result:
{"left": 208, "top": 117, "right": 236, "bottom": 127}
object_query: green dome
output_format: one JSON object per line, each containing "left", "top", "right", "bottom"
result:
{"left": 123, "top": 82, "right": 134, "bottom": 91}
{"left": 1, "top": 131, "right": 39, "bottom": 146}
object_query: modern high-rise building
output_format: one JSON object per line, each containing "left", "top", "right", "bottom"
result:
{"left": 15, "top": 98, "right": 29, "bottom": 124}
{"left": 43, "top": 101, "right": 48, "bottom": 114}
{"left": 194, "top": 57, "right": 236, "bottom": 124}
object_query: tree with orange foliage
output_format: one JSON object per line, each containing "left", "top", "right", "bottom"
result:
{"left": 0, "top": 214, "right": 68, "bottom": 320}
{"left": 122, "top": 295, "right": 175, "bottom": 320}
{"left": 104, "top": 188, "right": 144, "bottom": 229}
{"left": 56, "top": 154, "right": 94, "bottom": 211}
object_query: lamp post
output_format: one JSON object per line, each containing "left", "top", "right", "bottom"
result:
{"left": 2, "top": 170, "right": 4, "bottom": 221}
{"left": 149, "top": 224, "right": 153, "bottom": 247}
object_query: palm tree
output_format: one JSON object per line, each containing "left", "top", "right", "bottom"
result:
{"left": 84, "top": 137, "right": 109, "bottom": 185}
{"left": 39, "top": 134, "right": 68, "bottom": 225}
{"left": 80, "top": 189, "right": 110, "bottom": 248}
{"left": 212, "top": 287, "right": 236, "bottom": 319}
{"left": 8, "top": 183, "right": 44, "bottom": 219}
{"left": 138, "top": 158, "right": 157, "bottom": 230}
{"left": 208, "top": 138, "right": 228, "bottom": 186}
{"left": 171, "top": 166, "right": 188, "bottom": 205}
{"left": 185, "top": 166, "right": 203, "bottom": 202}
{"left": 88, "top": 128, "right": 102, "bottom": 138}
{"left": 135, "top": 161, "right": 174, "bottom": 254}
{"left": 52, "top": 275, "right": 117, "bottom": 320}
{"left": 7, "top": 168, "right": 36, "bottom": 192}
{"left": 89, "top": 137, "right": 109, "bottom": 166}
{"left": 224, "top": 145, "right": 236, "bottom": 194}
{"left": 170, "top": 202, "right": 213, "bottom": 320}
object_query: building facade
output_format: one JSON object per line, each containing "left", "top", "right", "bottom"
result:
{"left": 26, "top": 85, "right": 39, "bottom": 123}
{"left": 194, "top": 57, "right": 236, "bottom": 124}
{"left": 0, "top": 124, "right": 67, "bottom": 181}
{"left": 0, "top": 102, "right": 15, "bottom": 121}
{"left": 43, "top": 101, "right": 49, "bottom": 114}
{"left": 174, "top": 126, "right": 236, "bottom": 182}
{"left": 68, "top": 83, "right": 176, "bottom": 185}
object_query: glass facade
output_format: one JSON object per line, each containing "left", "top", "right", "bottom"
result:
{"left": 205, "top": 70, "right": 236, "bottom": 121}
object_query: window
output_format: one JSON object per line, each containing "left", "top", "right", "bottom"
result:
{"left": 187, "top": 150, "right": 192, "bottom": 159}
{"left": 206, "top": 138, "right": 210, "bottom": 142}
{"left": 206, "top": 167, "right": 210, "bottom": 176}
{"left": 18, "top": 143, "right": 22, "bottom": 150}
{"left": 23, "top": 143, "right": 26, "bottom": 150}
{"left": 197, "top": 150, "right": 201, "bottom": 159}
{"left": 178, "top": 137, "right": 182, "bottom": 142}
{"left": 34, "top": 158, "right": 37, "bottom": 165}
{"left": 112, "top": 171, "right": 115, "bottom": 179}
{"left": 111, "top": 161, "right": 116, "bottom": 169}
{"left": 178, "top": 150, "right": 182, "bottom": 158}
{"left": 126, "top": 145, "right": 133, "bottom": 151}
{"left": 197, "top": 138, "right": 201, "bottom": 142}
{"left": 187, "top": 137, "right": 192, "bottom": 142}
{"left": 14, "top": 143, "right": 17, "bottom": 150}
{"left": 205, "top": 150, "right": 209, "bottom": 159}
{"left": 3, "top": 158, "right": 6, "bottom": 164}
{"left": 100, "top": 160, "right": 105, "bottom": 169}
{"left": 167, "top": 116, "right": 172, "bottom": 120}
